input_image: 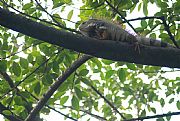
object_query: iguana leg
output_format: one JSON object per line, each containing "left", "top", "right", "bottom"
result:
{"left": 134, "top": 42, "right": 140, "bottom": 54}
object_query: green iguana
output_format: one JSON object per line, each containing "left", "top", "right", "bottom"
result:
{"left": 79, "top": 19, "right": 175, "bottom": 48}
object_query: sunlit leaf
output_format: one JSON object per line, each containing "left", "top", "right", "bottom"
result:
{"left": 2, "top": 110, "right": 12, "bottom": 116}
{"left": 105, "top": 70, "right": 114, "bottom": 79}
{"left": 143, "top": 2, "right": 148, "bottom": 16}
{"left": 22, "top": 3, "right": 33, "bottom": 10}
{"left": 60, "top": 96, "right": 69, "bottom": 105}
{"left": 67, "top": 10, "right": 73, "bottom": 20}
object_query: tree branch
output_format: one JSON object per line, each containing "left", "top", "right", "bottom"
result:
{"left": 0, "top": 7, "right": 180, "bottom": 68}
{"left": 25, "top": 55, "right": 92, "bottom": 121}
{"left": 63, "top": 105, "right": 107, "bottom": 121}
{"left": 124, "top": 111, "right": 180, "bottom": 121}
{"left": 160, "top": 16, "right": 179, "bottom": 48}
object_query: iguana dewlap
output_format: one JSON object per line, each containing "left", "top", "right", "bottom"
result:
{"left": 79, "top": 19, "right": 174, "bottom": 48}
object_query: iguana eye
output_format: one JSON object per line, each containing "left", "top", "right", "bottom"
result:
{"left": 82, "top": 22, "right": 86, "bottom": 24}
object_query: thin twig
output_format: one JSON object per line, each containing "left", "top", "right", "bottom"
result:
{"left": 63, "top": 105, "right": 107, "bottom": 121}
{"left": 124, "top": 111, "right": 180, "bottom": 121}
{"left": 0, "top": 42, "right": 42, "bottom": 60}
{"left": 0, "top": 53, "right": 56, "bottom": 100}
{"left": 90, "top": 85, "right": 126, "bottom": 120}
{"left": 34, "top": 0, "right": 79, "bottom": 33}
{"left": 104, "top": 0, "right": 137, "bottom": 33}
{"left": 122, "top": 16, "right": 179, "bottom": 48}
{"left": 160, "top": 16, "right": 179, "bottom": 48}
{"left": 24, "top": 90, "right": 77, "bottom": 121}
{"left": 0, "top": 0, "right": 79, "bottom": 33}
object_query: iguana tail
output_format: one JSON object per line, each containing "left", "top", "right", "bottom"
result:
{"left": 136, "top": 36, "right": 175, "bottom": 48}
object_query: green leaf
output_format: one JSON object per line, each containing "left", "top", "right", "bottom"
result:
{"left": 22, "top": 3, "right": 33, "bottom": 10}
{"left": 91, "top": 58, "right": 102, "bottom": 69}
{"left": 118, "top": 68, "right": 126, "bottom": 82}
{"left": 132, "top": 0, "right": 139, "bottom": 4}
{"left": 157, "top": 118, "right": 165, "bottom": 121}
{"left": 169, "top": 98, "right": 174, "bottom": 104}
{"left": 160, "top": 98, "right": 165, "bottom": 107}
{"left": 148, "top": 19, "right": 154, "bottom": 28}
{"left": 53, "top": 2, "right": 64, "bottom": 9}
{"left": 143, "top": 2, "right": 148, "bottom": 16}
{"left": 34, "top": 82, "right": 41, "bottom": 95}
{"left": 166, "top": 115, "right": 171, "bottom": 121}
{"left": 27, "top": 54, "right": 33, "bottom": 63}
{"left": 79, "top": 69, "right": 89, "bottom": 76}
{"left": 74, "top": 87, "right": 82, "bottom": 99}
{"left": 2, "top": 110, "right": 12, "bottom": 116}
{"left": 12, "top": 62, "right": 21, "bottom": 77}
{"left": 0, "top": 60, "right": 7, "bottom": 72}
{"left": 71, "top": 95, "right": 79, "bottom": 111}
{"left": 159, "top": 2, "right": 169, "bottom": 8}
{"left": 14, "top": 96, "right": 23, "bottom": 106}
{"left": 126, "top": 63, "right": 136, "bottom": 70}
{"left": 176, "top": 101, "right": 180, "bottom": 110}
{"left": 135, "top": 27, "right": 144, "bottom": 32}
{"left": 52, "top": 61, "right": 59, "bottom": 73}
{"left": 138, "top": 3, "right": 142, "bottom": 11}
{"left": 151, "top": 107, "right": 156, "bottom": 113}
{"left": 105, "top": 70, "right": 114, "bottom": 79}
{"left": 159, "top": 33, "right": 169, "bottom": 39}
{"left": 141, "top": 20, "right": 147, "bottom": 28}
{"left": 102, "top": 59, "right": 114, "bottom": 65}
{"left": 36, "top": 55, "right": 46, "bottom": 65}
{"left": 149, "top": 33, "right": 156, "bottom": 39}
{"left": 67, "top": 10, "right": 73, "bottom": 20}
{"left": 60, "top": 96, "right": 69, "bottom": 105}
{"left": 42, "top": 74, "right": 53, "bottom": 86}
{"left": 58, "top": 82, "right": 69, "bottom": 92}
{"left": 41, "top": 107, "right": 50, "bottom": 115}
{"left": 81, "top": 78, "right": 91, "bottom": 86}
{"left": 20, "top": 57, "right": 28, "bottom": 69}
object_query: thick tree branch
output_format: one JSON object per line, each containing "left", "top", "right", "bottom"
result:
{"left": 25, "top": 55, "right": 92, "bottom": 121}
{"left": 0, "top": 7, "right": 180, "bottom": 68}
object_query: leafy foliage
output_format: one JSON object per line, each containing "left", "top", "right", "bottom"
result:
{"left": 0, "top": 0, "right": 179, "bottom": 121}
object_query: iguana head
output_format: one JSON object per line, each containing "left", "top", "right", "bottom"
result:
{"left": 78, "top": 19, "right": 106, "bottom": 38}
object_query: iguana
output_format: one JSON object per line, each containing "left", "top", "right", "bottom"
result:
{"left": 79, "top": 19, "right": 175, "bottom": 48}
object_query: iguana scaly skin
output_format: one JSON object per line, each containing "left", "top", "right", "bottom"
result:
{"left": 79, "top": 19, "right": 175, "bottom": 48}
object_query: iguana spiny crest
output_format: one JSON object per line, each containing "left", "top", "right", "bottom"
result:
{"left": 79, "top": 19, "right": 175, "bottom": 48}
